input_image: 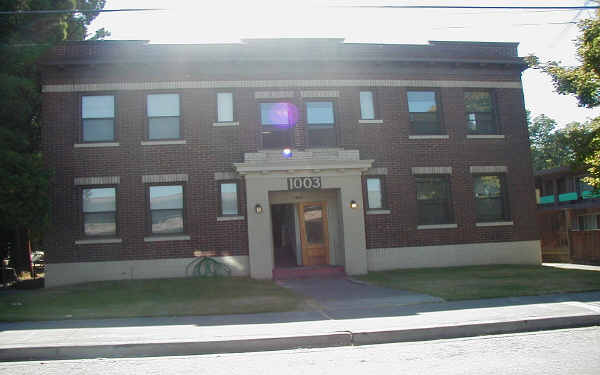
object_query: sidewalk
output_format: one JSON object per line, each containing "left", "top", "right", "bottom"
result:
{"left": 1, "top": 289, "right": 600, "bottom": 362}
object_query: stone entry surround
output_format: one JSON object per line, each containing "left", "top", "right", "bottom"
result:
{"left": 235, "top": 149, "right": 373, "bottom": 279}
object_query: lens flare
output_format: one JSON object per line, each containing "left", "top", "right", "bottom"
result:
{"left": 282, "top": 148, "right": 292, "bottom": 158}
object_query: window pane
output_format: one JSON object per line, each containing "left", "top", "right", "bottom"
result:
{"left": 220, "top": 183, "right": 238, "bottom": 215}
{"left": 467, "top": 112, "right": 495, "bottom": 134}
{"left": 306, "top": 102, "right": 334, "bottom": 125}
{"left": 360, "top": 91, "right": 375, "bottom": 119}
{"left": 416, "top": 177, "right": 449, "bottom": 201}
{"left": 83, "top": 188, "right": 116, "bottom": 213}
{"left": 217, "top": 92, "right": 234, "bottom": 122}
{"left": 150, "top": 186, "right": 183, "bottom": 210}
{"left": 464, "top": 91, "right": 492, "bottom": 112}
{"left": 418, "top": 201, "right": 452, "bottom": 225}
{"left": 474, "top": 176, "right": 501, "bottom": 199}
{"left": 82, "top": 96, "right": 114, "bottom": 119}
{"left": 147, "top": 94, "right": 180, "bottom": 117}
{"left": 261, "top": 102, "right": 291, "bottom": 125}
{"left": 83, "top": 119, "right": 114, "bottom": 142}
{"left": 152, "top": 209, "right": 183, "bottom": 234}
{"left": 367, "top": 178, "right": 382, "bottom": 209}
{"left": 476, "top": 198, "right": 504, "bottom": 222}
{"left": 84, "top": 212, "right": 116, "bottom": 236}
{"left": 407, "top": 91, "right": 437, "bottom": 113}
{"left": 148, "top": 117, "right": 180, "bottom": 139}
{"left": 303, "top": 205, "right": 324, "bottom": 244}
{"left": 261, "top": 127, "right": 291, "bottom": 149}
{"left": 308, "top": 127, "right": 336, "bottom": 147}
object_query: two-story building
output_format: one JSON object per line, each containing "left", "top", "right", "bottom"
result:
{"left": 40, "top": 39, "right": 541, "bottom": 287}
{"left": 535, "top": 167, "right": 600, "bottom": 263}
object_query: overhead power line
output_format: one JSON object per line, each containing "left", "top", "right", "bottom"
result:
{"left": 0, "top": 8, "right": 163, "bottom": 15}
{"left": 336, "top": 5, "right": 600, "bottom": 10}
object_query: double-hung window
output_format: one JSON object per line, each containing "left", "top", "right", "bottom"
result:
{"left": 360, "top": 91, "right": 376, "bottom": 120}
{"left": 407, "top": 91, "right": 441, "bottom": 134}
{"left": 82, "top": 95, "right": 115, "bottom": 142}
{"left": 147, "top": 94, "right": 180, "bottom": 140}
{"left": 465, "top": 91, "right": 496, "bottom": 134}
{"left": 366, "top": 177, "right": 385, "bottom": 210}
{"left": 260, "top": 102, "right": 293, "bottom": 149}
{"left": 578, "top": 214, "right": 600, "bottom": 230}
{"left": 219, "top": 181, "right": 239, "bottom": 216}
{"left": 306, "top": 101, "right": 336, "bottom": 147}
{"left": 474, "top": 175, "right": 510, "bottom": 222}
{"left": 82, "top": 187, "right": 117, "bottom": 237}
{"left": 415, "top": 176, "right": 454, "bottom": 225}
{"left": 217, "top": 92, "right": 234, "bottom": 122}
{"left": 149, "top": 185, "right": 184, "bottom": 234}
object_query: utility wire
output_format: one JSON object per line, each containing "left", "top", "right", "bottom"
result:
{"left": 0, "top": 8, "right": 163, "bottom": 15}
{"left": 335, "top": 5, "right": 600, "bottom": 10}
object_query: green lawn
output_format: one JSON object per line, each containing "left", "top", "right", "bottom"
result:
{"left": 0, "top": 277, "right": 303, "bottom": 322}
{"left": 357, "top": 265, "right": 600, "bottom": 301}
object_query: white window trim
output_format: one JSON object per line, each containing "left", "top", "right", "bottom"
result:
{"left": 417, "top": 223, "right": 458, "bottom": 230}
{"left": 217, "top": 216, "right": 245, "bottom": 221}
{"left": 75, "top": 238, "right": 122, "bottom": 245}
{"left": 74, "top": 142, "right": 120, "bottom": 148}
{"left": 141, "top": 140, "right": 186, "bottom": 146}
{"left": 409, "top": 135, "right": 449, "bottom": 140}
{"left": 144, "top": 235, "right": 191, "bottom": 242}
{"left": 358, "top": 119, "right": 384, "bottom": 124}
{"left": 467, "top": 135, "right": 505, "bottom": 139}
{"left": 475, "top": 221, "right": 514, "bottom": 227}
{"left": 212, "top": 121, "right": 239, "bottom": 127}
{"left": 366, "top": 209, "right": 391, "bottom": 215}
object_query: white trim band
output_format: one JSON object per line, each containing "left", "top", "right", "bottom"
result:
{"left": 470, "top": 166, "right": 508, "bottom": 174}
{"left": 144, "top": 235, "right": 191, "bottom": 242}
{"left": 213, "top": 121, "right": 239, "bottom": 127}
{"left": 74, "top": 142, "right": 119, "bottom": 148}
{"left": 467, "top": 134, "right": 505, "bottom": 139}
{"left": 412, "top": 167, "right": 452, "bottom": 175}
{"left": 255, "top": 91, "right": 295, "bottom": 99}
{"left": 476, "top": 221, "right": 514, "bottom": 227}
{"left": 417, "top": 224, "right": 458, "bottom": 230}
{"left": 140, "top": 140, "right": 186, "bottom": 146}
{"left": 75, "top": 238, "right": 122, "bottom": 245}
{"left": 366, "top": 209, "right": 391, "bottom": 215}
{"left": 142, "top": 174, "right": 189, "bottom": 183}
{"left": 43, "top": 79, "right": 523, "bottom": 93}
{"left": 74, "top": 176, "right": 120, "bottom": 185}
{"left": 359, "top": 119, "right": 384, "bottom": 124}
{"left": 409, "top": 135, "right": 449, "bottom": 140}
{"left": 217, "top": 216, "right": 245, "bottom": 221}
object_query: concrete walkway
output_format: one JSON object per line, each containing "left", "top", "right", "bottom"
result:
{"left": 1, "top": 290, "right": 600, "bottom": 362}
{"left": 543, "top": 263, "right": 600, "bottom": 271}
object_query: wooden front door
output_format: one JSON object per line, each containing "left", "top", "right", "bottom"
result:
{"left": 298, "top": 201, "right": 330, "bottom": 266}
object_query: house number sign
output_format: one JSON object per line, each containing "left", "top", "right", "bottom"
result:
{"left": 287, "top": 176, "right": 322, "bottom": 191}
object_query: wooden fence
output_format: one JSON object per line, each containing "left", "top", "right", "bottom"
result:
{"left": 569, "top": 230, "right": 600, "bottom": 263}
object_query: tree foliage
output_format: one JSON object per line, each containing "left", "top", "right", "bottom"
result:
{"left": 528, "top": 114, "right": 570, "bottom": 171}
{"left": 527, "top": 8, "right": 600, "bottom": 189}
{"left": 0, "top": 1, "right": 107, "bottom": 263}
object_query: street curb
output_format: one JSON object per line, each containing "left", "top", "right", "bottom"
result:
{"left": 1, "top": 314, "right": 599, "bottom": 362}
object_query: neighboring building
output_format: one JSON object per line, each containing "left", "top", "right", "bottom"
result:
{"left": 39, "top": 39, "right": 541, "bottom": 287}
{"left": 535, "top": 167, "right": 600, "bottom": 263}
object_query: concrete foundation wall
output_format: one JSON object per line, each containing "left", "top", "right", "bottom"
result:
{"left": 367, "top": 240, "right": 541, "bottom": 271}
{"left": 45, "top": 256, "right": 250, "bottom": 288}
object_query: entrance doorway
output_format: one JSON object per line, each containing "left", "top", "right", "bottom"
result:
{"left": 298, "top": 201, "right": 330, "bottom": 266}
{"left": 271, "top": 204, "right": 298, "bottom": 267}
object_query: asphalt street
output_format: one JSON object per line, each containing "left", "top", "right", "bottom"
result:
{"left": 1, "top": 326, "right": 599, "bottom": 375}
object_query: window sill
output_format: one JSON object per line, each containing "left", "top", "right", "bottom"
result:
{"left": 74, "top": 142, "right": 120, "bottom": 148}
{"left": 143, "top": 235, "right": 191, "bottom": 242}
{"left": 409, "top": 135, "right": 449, "bottom": 140}
{"left": 467, "top": 134, "right": 505, "bottom": 139}
{"left": 141, "top": 140, "right": 186, "bottom": 146}
{"left": 417, "top": 223, "right": 458, "bottom": 230}
{"left": 475, "top": 221, "right": 514, "bottom": 227}
{"left": 213, "top": 121, "right": 239, "bottom": 127}
{"left": 358, "top": 119, "right": 384, "bottom": 125}
{"left": 217, "top": 216, "right": 245, "bottom": 221}
{"left": 366, "top": 209, "right": 391, "bottom": 215}
{"left": 75, "top": 238, "right": 122, "bottom": 245}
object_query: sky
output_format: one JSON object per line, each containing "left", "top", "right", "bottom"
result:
{"left": 88, "top": 0, "right": 600, "bottom": 126}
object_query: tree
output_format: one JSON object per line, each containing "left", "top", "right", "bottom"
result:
{"left": 528, "top": 114, "right": 571, "bottom": 171}
{"left": 527, "top": 8, "right": 600, "bottom": 189}
{"left": 0, "top": 1, "right": 108, "bottom": 272}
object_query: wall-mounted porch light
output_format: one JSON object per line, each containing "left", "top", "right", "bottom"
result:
{"left": 350, "top": 200, "right": 359, "bottom": 209}
{"left": 255, "top": 204, "right": 263, "bottom": 214}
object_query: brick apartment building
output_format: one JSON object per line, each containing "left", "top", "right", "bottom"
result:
{"left": 39, "top": 39, "right": 541, "bottom": 287}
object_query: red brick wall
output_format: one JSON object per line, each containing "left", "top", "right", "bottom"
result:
{"left": 41, "top": 54, "right": 538, "bottom": 264}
